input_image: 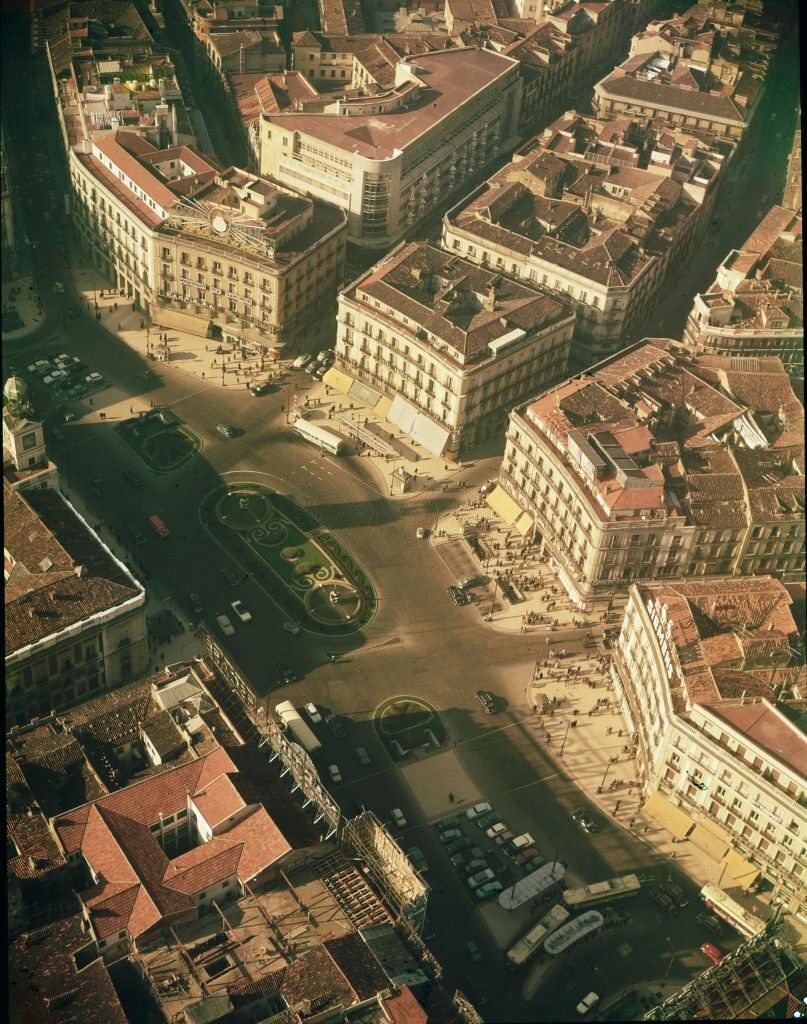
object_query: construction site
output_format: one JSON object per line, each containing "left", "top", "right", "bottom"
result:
{"left": 644, "top": 920, "right": 807, "bottom": 1020}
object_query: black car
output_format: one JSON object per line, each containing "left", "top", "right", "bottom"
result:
{"left": 659, "top": 882, "right": 689, "bottom": 909}
{"left": 697, "top": 912, "right": 724, "bottom": 937}
{"left": 651, "top": 888, "right": 677, "bottom": 913}
{"left": 571, "top": 808, "right": 599, "bottom": 834}
{"left": 188, "top": 593, "right": 203, "bottom": 615}
{"left": 448, "top": 585, "right": 471, "bottom": 606}
{"left": 476, "top": 690, "right": 496, "bottom": 713}
{"left": 249, "top": 382, "right": 273, "bottom": 397}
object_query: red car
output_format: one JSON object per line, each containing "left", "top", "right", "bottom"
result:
{"left": 700, "top": 942, "right": 723, "bottom": 966}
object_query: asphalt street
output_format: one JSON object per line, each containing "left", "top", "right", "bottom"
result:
{"left": 2, "top": 9, "right": 795, "bottom": 1020}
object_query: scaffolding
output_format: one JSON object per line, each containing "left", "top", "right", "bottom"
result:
{"left": 644, "top": 918, "right": 805, "bottom": 1020}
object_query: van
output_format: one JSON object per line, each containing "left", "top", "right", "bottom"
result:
{"left": 148, "top": 514, "right": 170, "bottom": 537}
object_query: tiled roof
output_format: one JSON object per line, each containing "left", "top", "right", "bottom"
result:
{"left": 9, "top": 896, "right": 128, "bottom": 1024}
{"left": 4, "top": 484, "right": 142, "bottom": 655}
{"left": 710, "top": 701, "right": 807, "bottom": 779}
{"left": 142, "top": 710, "right": 185, "bottom": 757}
{"left": 52, "top": 748, "right": 290, "bottom": 938}
{"left": 382, "top": 986, "right": 428, "bottom": 1024}
{"left": 190, "top": 772, "right": 245, "bottom": 826}
{"left": 325, "top": 933, "right": 389, "bottom": 999}
{"left": 597, "top": 68, "right": 745, "bottom": 124}
{"left": 280, "top": 945, "right": 356, "bottom": 1012}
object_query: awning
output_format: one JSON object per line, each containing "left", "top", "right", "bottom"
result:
{"left": 486, "top": 487, "right": 522, "bottom": 526}
{"left": 387, "top": 393, "right": 417, "bottom": 433}
{"left": 322, "top": 366, "right": 353, "bottom": 395}
{"left": 348, "top": 379, "right": 381, "bottom": 407}
{"left": 721, "top": 849, "right": 761, "bottom": 889}
{"left": 375, "top": 395, "right": 392, "bottom": 418}
{"left": 689, "top": 819, "right": 731, "bottom": 862}
{"left": 643, "top": 793, "right": 694, "bottom": 840}
{"left": 514, "top": 511, "right": 534, "bottom": 537}
{"left": 411, "top": 412, "right": 449, "bottom": 456}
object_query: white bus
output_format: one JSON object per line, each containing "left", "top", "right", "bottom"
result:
{"left": 700, "top": 884, "right": 766, "bottom": 939}
{"left": 294, "top": 418, "right": 346, "bottom": 455}
{"left": 563, "top": 874, "right": 641, "bottom": 909}
{"left": 275, "top": 700, "right": 322, "bottom": 754}
{"left": 498, "top": 861, "right": 565, "bottom": 911}
{"left": 506, "top": 904, "right": 570, "bottom": 969}
{"left": 544, "top": 910, "right": 604, "bottom": 956}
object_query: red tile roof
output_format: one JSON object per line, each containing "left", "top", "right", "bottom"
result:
{"left": 191, "top": 772, "right": 245, "bottom": 826}
{"left": 382, "top": 986, "right": 428, "bottom": 1024}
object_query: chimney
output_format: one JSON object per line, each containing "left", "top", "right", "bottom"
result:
{"left": 483, "top": 282, "right": 498, "bottom": 311}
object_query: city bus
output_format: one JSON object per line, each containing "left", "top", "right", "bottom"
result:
{"left": 506, "top": 904, "right": 571, "bottom": 969}
{"left": 544, "top": 910, "right": 604, "bottom": 956}
{"left": 700, "top": 884, "right": 767, "bottom": 939}
{"left": 293, "top": 417, "right": 346, "bottom": 455}
{"left": 498, "top": 861, "right": 565, "bottom": 911}
{"left": 563, "top": 873, "right": 641, "bottom": 909}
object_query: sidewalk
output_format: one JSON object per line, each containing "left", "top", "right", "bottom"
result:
{"left": 1, "top": 274, "right": 47, "bottom": 340}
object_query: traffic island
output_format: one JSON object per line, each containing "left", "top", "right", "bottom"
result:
{"left": 116, "top": 409, "right": 201, "bottom": 471}
{"left": 199, "top": 482, "right": 375, "bottom": 636}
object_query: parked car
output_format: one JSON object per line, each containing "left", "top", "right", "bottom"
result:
{"left": 509, "top": 833, "right": 534, "bottom": 852}
{"left": 700, "top": 942, "right": 723, "bottom": 966}
{"left": 576, "top": 992, "right": 600, "bottom": 1016}
{"left": 230, "top": 599, "right": 252, "bottom": 623}
{"left": 467, "top": 868, "right": 496, "bottom": 889}
{"left": 216, "top": 422, "right": 237, "bottom": 438}
{"left": 476, "top": 812, "right": 499, "bottom": 831}
{"left": 27, "top": 359, "right": 50, "bottom": 374}
{"left": 304, "top": 702, "right": 322, "bottom": 724}
{"left": 216, "top": 614, "right": 235, "bottom": 637}
{"left": 438, "top": 816, "right": 464, "bottom": 831}
{"left": 304, "top": 362, "right": 318, "bottom": 375}
{"left": 327, "top": 715, "right": 346, "bottom": 739}
{"left": 354, "top": 746, "right": 370, "bottom": 766}
{"left": 440, "top": 829, "right": 464, "bottom": 844}
{"left": 317, "top": 350, "right": 334, "bottom": 363}
{"left": 466, "top": 941, "right": 481, "bottom": 963}
{"left": 464, "top": 858, "right": 488, "bottom": 876}
{"left": 447, "top": 585, "right": 471, "bottom": 606}
{"left": 445, "top": 837, "right": 471, "bottom": 856}
{"left": 475, "top": 881, "right": 503, "bottom": 900}
{"left": 486, "top": 822, "right": 507, "bottom": 839}
{"left": 651, "top": 888, "right": 677, "bottom": 914}
{"left": 696, "top": 912, "right": 724, "bottom": 937}
{"left": 513, "top": 848, "right": 540, "bottom": 866}
{"left": 328, "top": 764, "right": 342, "bottom": 784}
{"left": 660, "top": 882, "right": 689, "bottom": 909}
{"left": 292, "top": 353, "right": 312, "bottom": 369}
{"left": 479, "top": 480, "right": 496, "bottom": 496}
{"left": 85, "top": 372, "right": 104, "bottom": 386}
{"left": 451, "top": 851, "right": 472, "bottom": 868}
{"left": 415, "top": 526, "right": 428, "bottom": 540}
{"left": 188, "top": 593, "right": 203, "bottom": 615}
{"left": 390, "top": 808, "right": 407, "bottom": 828}
{"left": 311, "top": 366, "right": 325, "bottom": 381}
{"left": 249, "top": 382, "right": 273, "bottom": 397}
{"left": 43, "top": 370, "right": 68, "bottom": 385}
{"left": 494, "top": 830, "right": 514, "bottom": 847}
{"left": 466, "top": 802, "right": 492, "bottom": 821}
{"left": 476, "top": 690, "right": 496, "bottom": 714}
{"left": 571, "top": 809, "right": 599, "bottom": 834}
{"left": 408, "top": 847, "right": 428, "bottom": 874}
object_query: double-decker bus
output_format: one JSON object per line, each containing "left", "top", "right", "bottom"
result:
{"left": 700, "top": 884, "right": 766, "bottom": 939}
{"left": 562, "top": 873, "right": 641, "bottom": 909}
{"left": 506, "top": 904, "right": 570, "bottom": 969}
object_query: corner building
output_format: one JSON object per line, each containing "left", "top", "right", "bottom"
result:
{"left": 498, "top": 342, "right": 805, "bottom": 608}
{"left": 334, "top": 242, "right": 575, "bottom": 458}
{"left": 612, "top": 578, "right": 806, "bottom": 919}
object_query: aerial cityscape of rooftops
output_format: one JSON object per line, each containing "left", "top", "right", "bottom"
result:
{"left": 2, "top": 0, "right": 804, "bottom": 1020}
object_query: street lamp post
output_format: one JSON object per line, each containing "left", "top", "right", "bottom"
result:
{"left": 598, "top": 760, "right": 611, "bottom": 793}
{"left": 558, "top": 718, "right": 571, "bottom": 758}
{"left": 487, "top": 573, "right": 499, "bottom": 621}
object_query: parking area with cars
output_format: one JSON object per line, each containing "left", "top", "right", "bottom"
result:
{"left": 23, "top": 349, "right": 105, "bottom": 414}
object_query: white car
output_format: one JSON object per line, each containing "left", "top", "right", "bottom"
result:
{"left": 282, "top": 620, "right": 301, "bottom": 635}
{"left": 292, "top": 353, "right": 312, "bottom": 369}
{"left": 27, "top": 359, "right": 50, "bottom": 374}
{"left": 328, "top": 764, "right": 342, "bottom": 784}
{"left": 304, "top": 702, "right": 322, "bottom": 724}
{"left": 230, "top": 599, "right": 252, "bottom": 623}
{"left": 485, "top": 822, "right": 507, "bottom": 839}
{"left": 216, "top": 614, "right": 235, "bottom": 637}
{"left": 576, "top": 993, "right": 599, "bottom": 1016}
{"left": 85, "top": 372, "right": 104, "bottom": 386}
{"left": 43, "top": 370, "right": 68, "bottom": 385}
{"left": 390, "top": 808, "right": 407, "bottom": 828}
{"left": 415, "top": 527, "right": 427, "bottom": 540}
{"left": 466, "top": 802, "right": 492, "bottom": 821}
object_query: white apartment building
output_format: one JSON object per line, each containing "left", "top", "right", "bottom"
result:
{"left": 684, "top": 206, "right": 803, "bottom": 379}
{"left": 331, "top": 242, "right": 575, "bottom": 457}
{"left": 612, "top": 579, "right": 806, "bottom": 919}
{"left": 497, "top": 342, "right": 805, "bottom": 608}
{"left": 260, "top": 47, "right": 523, "bottom": 246}
{"left": 443, "top": 110, "right": 728, "bottom": 365}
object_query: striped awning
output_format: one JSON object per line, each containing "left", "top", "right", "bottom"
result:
{"left": 643, "top": 793, "right": 694, "bottom": 841}
{"left": 486, "top": 487, "right": 522, "bottom": 526}
{"left": 322, "top": 366, "right": 353, "bottom": 394}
